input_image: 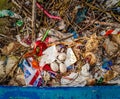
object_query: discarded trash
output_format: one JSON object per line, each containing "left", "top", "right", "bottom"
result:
{"left": 0, "top": 0, "right": 120, "bottom": 87}
{"left": 19, "top": 59, "right": 42, "bottom": 86}
{"left": 0, "top": 10, "right": 21, "bottom": 18}
{"left": 16, "top": 20, "right": 23, "bottom": 27}
{"left": 84, "top": 52, "right": 97, "bottom": 65}
{"left": 36, "top": 2, "right": 62, "bottom": 20}
{"left": 102, "top": 60, "right": 113, "bottom": 70}
{"left": 61, "top": 72, "right": 87, "bottom": 86}
{"left": 16, "top": 35, "right": 30, "bottom": 47}
{"left": 64, "top": 48, "right": 77, "bottom": 67}
{"left": 68, "top": 28, "right": 79, "bottom": 39}
{"left": 40, "top": 45, "right": 58, "bottom": 66}
{"left": 101, "top": 29, "right": 120, "bottom": 36}
{"left": 34, "top": 40, "right": 47, "bottom": 56}
{"left": 103, "top": 38, "right": 118, "bottom": 56}
{"left": 97, "top": 77, "right": 104, "bottom": 84}
{"left": 41, "top": 30, "right": 50, "bottom": 42}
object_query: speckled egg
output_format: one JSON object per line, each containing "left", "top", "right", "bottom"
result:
{"left": 57, "top": 53, "right": 66, "bottom": 61}
{"left": 59, "top": 63, "right": 67, "bottom": 73}
{"left": 50, "top": 62, "right": 59, "bottom": 72}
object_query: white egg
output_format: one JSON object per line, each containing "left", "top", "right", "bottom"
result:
{"left": 56, "top": 59, "right": 61, "bottom": 64}
{"left": 59, "top": 63, "right": 67, "bottom": 73}
{"left": 50, "top": 62, "right": 59, "bottom": 72}
{"left": 58, "top": 53, "right": 66, "bottom": 61}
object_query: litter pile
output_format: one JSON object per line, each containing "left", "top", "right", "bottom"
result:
{"left": 0, "top": 0, "right": 120, "bottom": 87}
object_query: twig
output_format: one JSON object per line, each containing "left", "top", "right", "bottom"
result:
{"left": 0, "top": 34, "right": 16, "bottom": 41}
{"left": 32, "top": 0, "right": 36, "bottom": 42}
{"left": 56, "top": 13, "right": 103, "bottom": 42}
{"left": 110, "top": 12, "right": 120, "bottom": 23}
{"left": 12, "top": 0, "right": 21, "bottom": 8}
{"left": 84, "top": 20, "right": 120, "bottom": 27}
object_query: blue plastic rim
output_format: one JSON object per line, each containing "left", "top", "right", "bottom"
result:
{"left": 0, "top": 86, "right": 120, "bottom": 99}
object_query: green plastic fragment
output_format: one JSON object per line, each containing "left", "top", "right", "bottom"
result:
{"left": 0, "top": 10, "right": 14, "bottom": 18}
{"left": 97, "top": 77, "right": 104, "bottom": 84}
{"left": 16, "top": 20, "right": 23, "bottom": 27}
{"left": 0, "top": 10, "right": 21, "bottom": 19}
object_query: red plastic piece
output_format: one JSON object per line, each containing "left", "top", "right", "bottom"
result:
{"left": 36, "top": 2, "right": 62, "bottom": 20}
{"left": 34, "top": 40, "right": 47, "bottom": 56}
{"left": 42, "top": 64, "right": 53, "bottom": 71}
{"left": 105, "top": 30, "right": 114, "bottom": 36}
{"left": 105, "top": 30, "right": 120, "bottom": 36}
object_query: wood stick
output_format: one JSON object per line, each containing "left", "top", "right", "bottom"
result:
{"left": 32, "top": 0, "right": 36, "bottom": 42}
{"left": 0, "top": 34, "right": 16, "bottom": 40}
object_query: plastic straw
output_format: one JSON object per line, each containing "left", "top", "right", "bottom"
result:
{"left": 41, "top": 30, "right": 50, "bottom": 41}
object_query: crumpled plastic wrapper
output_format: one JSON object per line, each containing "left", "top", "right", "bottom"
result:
{"left": 85, "top": 34, "right": 99, "bottom": 52}
{"left": 64, "top": 48, "right": 77, "bottom": 67}
{"left": 84, "top": 52, "right": 97, "bottom": 65}
{"left": 104, "top": 70, "right": 118, "bottom": 82}
{"left": 61, "top": 63, "right": 92, "bottom": 86}
{"left": 103, "top": 38, "right": 118, "bottom": 56}
{"left": 40, "top": 45, "right": 58, "bottom": 66}
{"left": 108, "top": 76, "right": 120, "bottom": 84}
{"left": 61, "top": 72, "right": 87, "bottom": 87}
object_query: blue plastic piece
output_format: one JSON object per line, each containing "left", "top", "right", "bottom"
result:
{"left": 0, "top": 10, "right": 14, "bottom": 18}
{"left": 68, "top": 28, "right": 79, "bottom": 39}
{"left": 72, "top": 31, "right": 79, "bottom": 39}
{"left": 102, "top": 62, "right": 110, "bottom": 70}
{"left": 108, "top": 61, "right": 113, "bottom": 66}
{"left": 102, "top": 60, "right": 113, "bottom": 70}
{"left": 0, "top": 86, "right": 120, "bottom": 99}
{"left": 67, "top": 65, "right": 73, "bottom": 70}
